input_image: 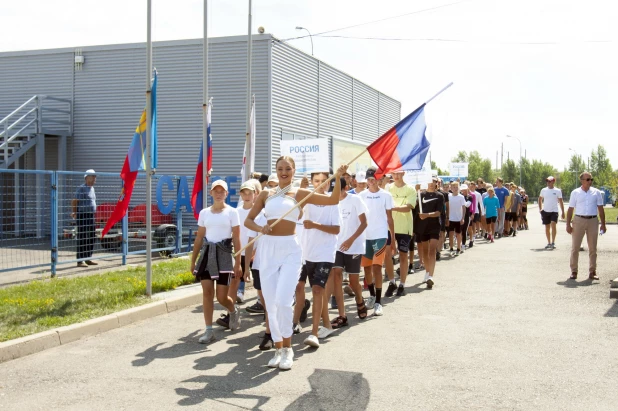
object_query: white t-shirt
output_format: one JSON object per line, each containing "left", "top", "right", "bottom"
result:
{"left": 236, "top": 206, "right": 253, "bottom": 256}
{"left": 198, "top": 206, "right": 240, "bottom": 243}
{"left": 540, "top": 187, "right": 562, "bottom": 213}
{"left": 337, "top": 194, "right": 368, "bottom": 255}
{"left": 301, "top": 203, "right": 341, "bottom": 263}
{"left": 358, "top": 189, "right": 394, "bottom": 240}
{"left": 248, "top": 213, "right": 267, "bottom": 270}
{"left": 448, "top": 193, "right": 466, "bottom": 222}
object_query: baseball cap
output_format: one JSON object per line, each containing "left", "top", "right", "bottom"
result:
{"left": 355, "top": 171, "right": 367, "bottom": 183}
{"left": 211, "top": 180, "right": 228, "bottom": 191}
{"left": 268, "top": 174, "right": 279, "bottom": 184}
{"left": 460, "top": 184, "right": 468, "bottom": 190}
{"left": 84, "top": 169, "right": 96, "bottom": 178}
{"left": 239, "top": 181, "right": 256, "bottom": 192}
{"left": 365, "top": 168, "right": 377, "bottom": 180}
{"left": 546, "top": 176, "right": 555, "bottom": 182}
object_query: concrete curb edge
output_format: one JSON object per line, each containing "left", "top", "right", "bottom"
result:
{"left": 0, "top": 288, "right": 203, "bottom": 363}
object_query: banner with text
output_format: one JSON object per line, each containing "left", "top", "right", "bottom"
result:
{"left": 448, "top": 162, "right": 468, "bottom": 177}
{"left": 280, "top": 139, "right": 330, "bottom": 174}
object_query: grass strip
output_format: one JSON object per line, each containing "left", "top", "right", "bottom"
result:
{"left": 0, "top": 259, "right": 193, "bottom": 342}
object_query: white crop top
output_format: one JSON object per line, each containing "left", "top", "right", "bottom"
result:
{"left": 265, "top": 186, "right": 301, "bottom": 222}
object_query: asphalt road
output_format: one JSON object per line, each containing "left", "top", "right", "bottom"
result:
{"left": 1, "top": 211, "right": 617, "bottom": 410}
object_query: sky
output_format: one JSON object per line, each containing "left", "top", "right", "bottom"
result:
{"left": 2, "top": 0, "right": 616, "bottom": 172}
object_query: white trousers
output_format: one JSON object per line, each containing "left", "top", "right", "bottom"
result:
{"left": 257, "top": 235, "right": 302, "bottom": 343}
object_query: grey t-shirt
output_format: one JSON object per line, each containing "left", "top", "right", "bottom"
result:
{"left": 509, "top": 192, "right": 521, "bottom": 213}
{"left": 75, "top": 184, "right": 96, "bottom": 213}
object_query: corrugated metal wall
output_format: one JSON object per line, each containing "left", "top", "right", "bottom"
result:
{"left": 270, "top": 41, "right": 401, "bottom": 171}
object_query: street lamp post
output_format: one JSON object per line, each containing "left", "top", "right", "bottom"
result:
{"left": 568, "top": 148, "right": 581, "bottom": 192}
{"left": 295, "top": 26, "right": 314, "bottom": 56}
{"left": 506, "top": 135, "right": 522, "bottom": 187}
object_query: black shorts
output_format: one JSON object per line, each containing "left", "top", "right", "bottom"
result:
{"left": 486, "top": 216, "right": 497, "bottom": 224}
{"left": 195, "top": 271, "right": 232, "bottom": 285}
{"left": 300, "top": 261, "right": 333, "bottom": 288}
{"left": 251, "top": 268, "right": 261, "bottom": 290}
{"left": 333, "top": 251, "right": 362, "bottom": 274}
{"left": 240, "top": 256, "right": 252, "bottom": 283}
{"left": 418, "top": 232, "right": 440, "bottom": 242}
{"left": 541, "top": 210, "right": 558, "bottom": 225}
{"left": 387, "top": 231, "right": 392, "bottom": 246}
{"left": 447, "top": 221, "right": 462, "bottom": 234}
{"left": 473, "top": 214, "right": 480, "bottom": 223}
{"left": 522, "top": 206, "right": 527, "bottom": 213}
{"left": 440, "top": 215, "right": 447, "bottom": 231}
{"left": 394, "top": 233, "right": 412, "bottom": 253}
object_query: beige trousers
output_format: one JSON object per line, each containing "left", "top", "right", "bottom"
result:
{"left": 569, "top": 216, "right": 599, "bottom": 274}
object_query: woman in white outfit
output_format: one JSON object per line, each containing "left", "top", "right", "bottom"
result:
{"left": 245, "top": 156, "right": 347, "bottom": 370}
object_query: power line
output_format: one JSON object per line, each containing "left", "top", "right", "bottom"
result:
{"left": 280, "top": 0, "right": 472, "bottom": 42}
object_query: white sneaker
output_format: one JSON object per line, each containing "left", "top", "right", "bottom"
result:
{"left": 236, "top": 292, "right": 244, "bottom": 304}
{"left": 304, "top": 334, "right": 320, "bottom": 348}
{"left": 317, "top": 326, "right": 337, "bottom": 339}
{"left": 229, "top": 306, "right": 241, "bottom": 330}
{"left": 198, "top": 329, "right": 215, "bottom": 344}
{"left": 366, "top": 296, "right": 376, "bottom": 310}
{"left": 268, "top": 348, "right": 282, "bottom": 368}
{"left": 461, "top": 244, "right": 466, "bottom": 252}
{"left": 279, "top": 347, "right": 294, "bottom": 370}
{"left": 374, "top": 303, "right": 383, "bottom": 316}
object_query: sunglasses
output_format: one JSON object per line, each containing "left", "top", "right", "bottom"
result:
{"left": 581, "top": 178, "right": 593, "bottom": 182}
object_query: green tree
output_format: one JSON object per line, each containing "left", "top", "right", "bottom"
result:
{"left": 589, "top": 145, "right": 612, "bottom": 186}
{"left": 521, "top": 159, "right": 557, "bottom": 199}
{"left": 430, "top": 160, "right": 447, "bottom": 176}
{"left": 558, "top": 154, "right": 587, "bottom": 196}
{"left": 449, "top": 150, "right": 494, "bottom": 182}
{"left": 500, "top": 159, "right": 518, "bottom": 185}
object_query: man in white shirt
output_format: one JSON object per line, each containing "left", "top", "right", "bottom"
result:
{"left": 447, "top": 182, "right": 467, "bottom": 256}
{"left": 358, "top": 167, "right": 395, "bottom": 317}
{"left": 538, "top": 176, "right": 565, "bottom": 249}
{"left": 566, "top": 172, "right": 606, "bottom": 281}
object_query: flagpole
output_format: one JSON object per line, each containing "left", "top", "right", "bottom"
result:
{"left": 203, "top": 0, "right": 209, "bottom": 209}
{"left": 244, "top": 0, "right": 253, "bottom": 181}
{"left": 145, "top": 0, "right": 153, "bottom": 297}
{"left": 235, "top": 81, "right": 454, "bottom": 257}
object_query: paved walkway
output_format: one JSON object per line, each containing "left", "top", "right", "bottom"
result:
{"left": 1, "top": 213, "right": 617, "bottom": 410}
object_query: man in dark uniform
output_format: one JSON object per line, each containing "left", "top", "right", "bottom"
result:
{"left": 72, "top": 169, "right": 98, "bottom": 267}
{"left": 417, "top": 178, "right": 445, "bottom": 289}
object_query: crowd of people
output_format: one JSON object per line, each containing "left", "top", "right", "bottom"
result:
{"left": 189, "top": 157, "right": 534, "bottom": 370}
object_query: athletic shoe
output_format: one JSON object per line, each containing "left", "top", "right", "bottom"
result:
{"left": 456, "top": 249, "right": 461, "bottom": 255}
{"left": 408, "top": 264, "right": 414, "bottom": 274}
{"left": 551, "top": 243, "right": 556, "bottom": 249}
{"left": 330, "top": 295, "right": 338, "bottom": 309}
{"left": 317, "top": 326, "right": 337, "bottom": 339}
{"left": 374, "top": 303, "right": 383, "bottom": 316}
{"left": 490, "top": 236, "right": 494, "bottom": 243}
{"left": 450, "top": 251, "right": 456, "bottom": 257}
{"left": 292, "top": 323, "right": 302, "bottom": 334}
{"left": 343, "top": 284, "right": 355, "bottom": 297}
{"left": 384, "top": 282, "right": 398, "bottom": 297}
{"left": 268, "top": 349, "right": 282, "bottom": 368}
{"left": 216, "top": 313, "right": 230, "bottom": 329}
{"left": 436, "top": 252, "right": 441, "bottom": 261}
{"left": 304, "top": 334, "right": 320, "bottom": 348}
{"left": 366, "top": 296, "right": 376, "bottom": 310}
{"left": 279, "top": 347, "right": 294, "bottom": 370}
{"left": 236, "top": 292, "right": 244, "bottom": 304}
{"left": 299, "top": 299, "right": 311, "bottom": 322}
{"left": 259, "top": 333, "right": 274, "bottom": 350}
{"left": 198, "top": 329, "right": 216, "bottom": 344}
{"left": 229, "top": 306, "right": 241, "bottom": 330}
{"left": 396, "top": 284, "right": 406, "bottom": 296}
{"left": 343, "top": 272, "right": 349, "bottom": 284}
{"left": 544, "top": 243, "right": 552, "bottom": 249}
{"left": 444, "top": 243, "right": 448, "bottom": 250}
{"left": 509, "top": 228, "right": 515, "bottom": 236}
{"left": 245, "top": 301, "right": 265, "bottom": 314}
{"left": 426, "top": 277, "right": 434, "bottom": 289}
{"left": 461, "top": 244, "right": 466, "bottom": 252}
{"left": 468, "top": 242, "right": 474, "bottom": 248}
{"left": 484, "top": 233, "right": 488, "bottom": 239}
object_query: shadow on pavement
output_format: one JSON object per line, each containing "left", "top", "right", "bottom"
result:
{"left": 285, "top": 369, "right": 370, "bottom": 411}
{"left": 132, "top": 331, "right": 208, "bottom": 367}
{"left": 556, "top": 279, "right": 596, "bottom": 288}
{"left": 604, "top": 300, "right": 618, "bottom": 318}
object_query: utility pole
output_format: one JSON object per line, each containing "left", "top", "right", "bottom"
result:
{"left": 500, "top": 143, "right": 503, "bottom": 169}
{"left": 244, "top": 0, "right": 253, "bottom": 181}
{"left": 496, "top": 151, "right": 498, "bottom": 171}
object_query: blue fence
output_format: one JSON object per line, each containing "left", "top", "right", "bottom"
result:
{"left": 0, "top": 169, "right": 241, "bottom": 277}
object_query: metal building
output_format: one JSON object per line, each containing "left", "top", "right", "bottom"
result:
{"left": 0, "top": 34, "right": 401, "bottom": 178}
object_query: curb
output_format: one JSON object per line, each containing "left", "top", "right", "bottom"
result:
{"left": 0, "top": 288, "right": 203, "bottom": 364}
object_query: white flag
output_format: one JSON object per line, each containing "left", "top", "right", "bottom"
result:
{"left": 241, "top": 95, "right": 256, "bottom": 180}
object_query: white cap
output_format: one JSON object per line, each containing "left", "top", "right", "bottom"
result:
{"left": 268, "top": 173, "right": 279, "bottom": 184}
{"left": 211, "top": 180, "right": 228, "bottom": 191}
{"left": 84, "top": 169, "right": 96, "bottom": 178}
{"left": 460, "top": 184, "right": 468, "bottom": 190}
{"left": 355, "top": 171, "right": 367, "bottom": 183}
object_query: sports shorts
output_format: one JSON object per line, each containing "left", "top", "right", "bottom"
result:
{"left": 195, "top": 271, "right": 232, "bottom": 285}
{"left": 540, "top": 210, "right": 558, "bottom": 225}
{"left": 251, "top": 269, "right": 261, "bottom": 290}
{"left": 473, "top": 214, "right": 481, "bottom": 223}
{"left": 394, "top": 233, "right": 412, "bottom": 253}
{"left": 447, "top": 221, "right": 462, "bottom": 234}
{"left": 361, "top": 238, "right": 387, "bottom": 267}
{"left": 300, "top": 261, "right": 333, "bottom": 288}
{"left": 486, "top": 216, "right": 497, "bottom": 223}
{"left": 333, "top": 251, "right": 362, "bottom": 274}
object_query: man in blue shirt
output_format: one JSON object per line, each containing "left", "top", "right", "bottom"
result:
{"left": 71, "top": 169, "right": 97, "bottom": 267}
{"left": 493, "top": 177, "right": 510, "bottom": 238}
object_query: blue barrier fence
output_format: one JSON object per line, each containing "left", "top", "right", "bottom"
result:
{"left": 0, "top": 169, "right": 241, "bottom": 277}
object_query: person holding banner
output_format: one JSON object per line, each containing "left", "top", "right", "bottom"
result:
{"left": 244, "top": 156, "right": 347, "bottom": 371}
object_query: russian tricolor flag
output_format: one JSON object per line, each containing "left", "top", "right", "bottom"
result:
{"left": 367, "top": 104, "right": 430, "bottom": 178}
{"left": 191, "top": 98, "right": 213, "bottom": 220}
